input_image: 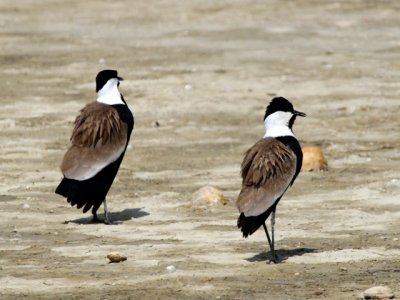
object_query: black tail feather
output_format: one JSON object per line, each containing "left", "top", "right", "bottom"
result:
{"left": 55, "top": 156, "right": 124, "bottom": 215}
{"left": 90, "top": 200, "right": 103, "bottom": 215}
{"left": 238, "top": 212, "right": 268, "bottom": 238}
{"left": 83, "top": 200, "right": 93, "bottom": 214}
{"left": 55, "top": 177, "right": 105, "bottom": 214}
{"left": 55, "top": 178, "right": 72, "bottom": 198}
{"left": 237, "top": 203, "right": 278, "bottom": 238}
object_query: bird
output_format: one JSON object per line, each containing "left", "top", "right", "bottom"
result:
{"left": 236, "top": 97, "right": 305, "bottom": 262}
{"left": 55, "top": 70, "right": 134, "bottom": 224}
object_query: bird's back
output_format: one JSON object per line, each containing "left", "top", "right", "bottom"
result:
{"left": 236, "top": 137, "right": 297, "bottom": 217}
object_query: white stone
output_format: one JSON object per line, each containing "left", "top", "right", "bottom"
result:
{"left": 166, "top": 265, "right": 176, "bottom": 273}
{"left": 190, "top": 186, "right": 228, "bottom": 208}
{"left": 359, "top": 286, "right": 395, "bottom": 300}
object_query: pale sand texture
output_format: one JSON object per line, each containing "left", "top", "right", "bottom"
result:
{"left": 0, "top": 1, "right": 400, "bottom": 299}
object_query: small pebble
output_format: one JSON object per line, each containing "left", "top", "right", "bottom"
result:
{"left": 166, "top": 265, "right": 176, "bottom": 273}
{"left": 393, "top": 238, "right": 398, "bottom": 241}
{"left": 294, "top": 272, "right": 300, "bottom": 276}
{"left": 184, "top": 84, "right": 192, "bottom": 90}
{"left": 340, "top": 267, "right": 347, "bottom": 271}
{"left": 23, "top": 204, "right": 30, "bottom": 209}
{"left": 106, "top": 252, "right": 127, "bottom": 263}
{"left": 314, "top": 290, "right": 324, "bottom": 296}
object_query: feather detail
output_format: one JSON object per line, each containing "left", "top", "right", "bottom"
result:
{"left": 236, "top": 137, "right": 296, "bottom": 217}
{"left": 71, "top": 102, "right": 124, "bottom": 148}
{"left": 60, "top": 102, "right": 128, "bottom": 181}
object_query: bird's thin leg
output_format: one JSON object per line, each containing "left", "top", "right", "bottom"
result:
{"left": 262, "top": 222, "right": 273, "bottom": 249}
{"left": 103, "top": 199, "right": 112, "bottom": 225}
{"left": 270, "top": 207, "right": 277, "bottom": 262}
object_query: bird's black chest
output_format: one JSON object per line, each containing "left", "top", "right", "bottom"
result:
{"left": 112, "top": 104, "right": 134, "bottom": 137}
{"left": 275, "top": 136, "right": 303, "bottom": 182}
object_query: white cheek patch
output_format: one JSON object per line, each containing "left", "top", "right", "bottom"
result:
{"left": 264, "top": 111, "right": 295, "bottom": 138}
{"left": 97, "top": 78, "right": 124, "bottom": 105}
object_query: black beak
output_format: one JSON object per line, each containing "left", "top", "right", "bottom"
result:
{"left": 117, "top": 76, "right": 124, "bottom": 81}
{"left": 294, "top": 110, "right": 306, "bottom": 117}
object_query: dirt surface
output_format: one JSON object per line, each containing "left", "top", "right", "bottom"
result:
{"left": 1, "top": 1, "right": 400, "bottom": 299}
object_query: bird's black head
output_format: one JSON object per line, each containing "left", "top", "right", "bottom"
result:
{"left": 264, "top": 97, "right": 306, "bottom": 129}
{"left": 264, "top": 97, "right": 293, "bottom": 119}
{"left": 96, "top": 69, "right": 124, "bottom": 92}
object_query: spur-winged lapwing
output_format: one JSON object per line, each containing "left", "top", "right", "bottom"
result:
{"left": 55, "top": 70, "right": 134, "bottom": 224}
{"left": 236, "top": 97, "right": 305, "bottom": 262}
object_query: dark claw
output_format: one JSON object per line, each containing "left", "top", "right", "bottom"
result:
{"left": 104, "top": 219, "right": 113, "bottom": 225}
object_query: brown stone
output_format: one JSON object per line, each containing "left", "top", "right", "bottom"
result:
{"left": 106, "top": 252, "right": 127, "bottom": 263}
{"left": 301, "top": 147, "right": 328, "bottom": 171}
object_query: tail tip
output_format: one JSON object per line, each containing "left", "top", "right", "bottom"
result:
{"left": 237, "top": 212, "right": 250, "bottom": 238}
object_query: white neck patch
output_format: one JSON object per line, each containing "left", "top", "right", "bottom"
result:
{"left": 96, "top": 78, "right": 124, "bottom": 105}
{"left": 263, "top": 111, "right": 295, "bottom": 138}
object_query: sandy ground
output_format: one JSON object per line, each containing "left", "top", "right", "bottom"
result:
{"left": 1, "top": 0, "right": 400, "bottom": 299}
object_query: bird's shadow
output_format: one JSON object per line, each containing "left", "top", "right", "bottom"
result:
{"left": 64, "top": 208, "right": 149, "bottom": 225}
{"left": 246, "top": 247, "right": 317, "bottom": 264}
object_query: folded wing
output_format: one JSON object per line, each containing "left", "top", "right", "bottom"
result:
{"left": 60, "top": 102, "right": 128, "bottom": 181}
{"left": 236, "top": 138, "right": 296, "bottom": 217}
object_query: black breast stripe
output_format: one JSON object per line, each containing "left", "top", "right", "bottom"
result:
{"left": 275, "top": 136, "right": 303, "bottom": 186}
{"left": 112, "top": 104, "right": 134, "bottom": 142}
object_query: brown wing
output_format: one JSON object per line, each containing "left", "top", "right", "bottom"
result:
{"left": 71, "top": 102, "right": 124, "bottom": 147}
{"left": 236, "top": 138, "right": 296, "bottom": 217}
{"left": 60, "top": 102, "right": 128, "bottom": 181}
